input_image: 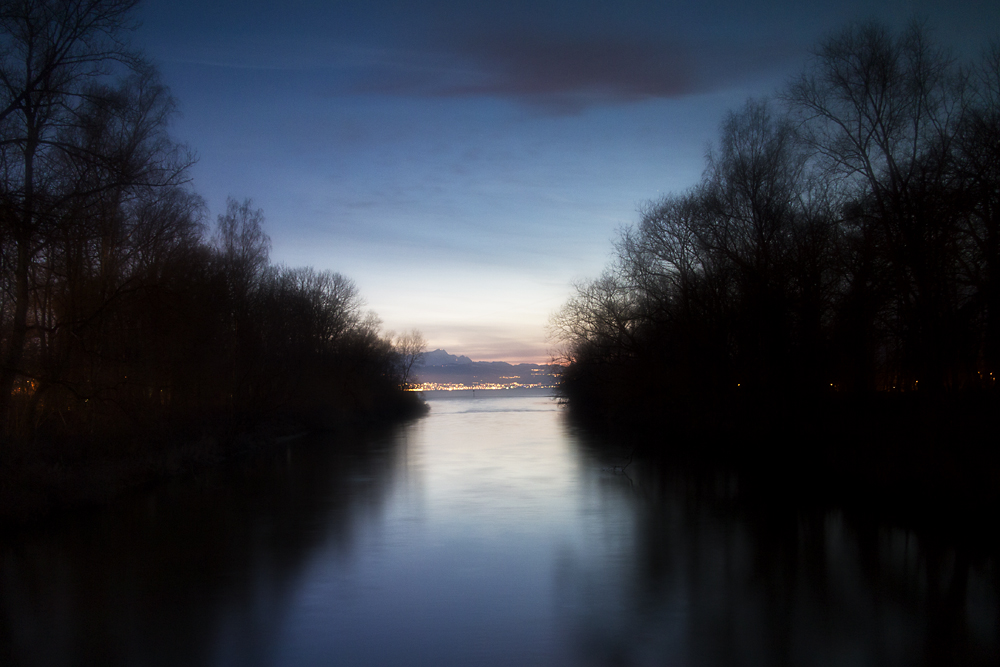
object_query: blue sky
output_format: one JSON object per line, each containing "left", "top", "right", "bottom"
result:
{"left": 134, "top": 0, "right": 999, "bottom": 363}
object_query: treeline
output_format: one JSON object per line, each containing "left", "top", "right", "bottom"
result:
{"left": 553, "top": 21, "right": 1000, "bottom": 425}
{"left": 0, "top": 0, "right": 420, "bottom": 452}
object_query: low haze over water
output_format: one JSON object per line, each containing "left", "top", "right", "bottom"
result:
{"left": 2, "top": 392, "right": 997, "bottom": 665}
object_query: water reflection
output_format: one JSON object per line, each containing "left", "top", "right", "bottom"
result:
{"left": 1, "top": 425, "right": 409, "bottom": 666}
{"left": 566, "top": 428, "right": 1000, "bottom": 666}
{"left": 1, "top": 393, "right": 998, "bottom": 666}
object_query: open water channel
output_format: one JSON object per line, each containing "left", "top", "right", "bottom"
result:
{"left": 2, "top": 391, "right": 998, "bottom": 665}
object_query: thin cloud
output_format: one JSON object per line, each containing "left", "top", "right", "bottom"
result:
{"left": 443, "top": 34, "right": 695, "bottom": 101}
{"left": 347, "top": 31, "right": 795, "bottom": 112}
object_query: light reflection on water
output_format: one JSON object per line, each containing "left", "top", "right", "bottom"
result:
{"left": 2, "top": 391, "right": 998, "bottom": 666}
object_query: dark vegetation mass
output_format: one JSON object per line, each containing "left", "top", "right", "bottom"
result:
{"left": 552, "top": 22, "right": 1000, "bottom": 528}
{"left": 0, "top": 0, "right": 423, "bottom": 520}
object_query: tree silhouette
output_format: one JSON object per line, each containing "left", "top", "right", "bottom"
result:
{"left": 553, "top": 20, "right": 1000, "bottom": 422}
{"left": 392, "top": 329, "right": 426, "bottom": 389}
{"left": 784, "top": 20, "right": 967, "bottom": 391}
{"left": 0, "top": 0, "right": 191, "bottom": 434}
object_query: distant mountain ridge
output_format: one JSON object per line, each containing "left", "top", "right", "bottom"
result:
{"left": 415, "top": 349, "right": 559, "bottom": 387}
{"left": 421, "top": 349, "right": 473, "bottom": 366}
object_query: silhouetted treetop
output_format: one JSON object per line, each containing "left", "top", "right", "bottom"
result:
{"left": 554, "top": 20, "right": 1000, "bottom": 416}
{"left": 0, "top": 2, "right": 422, "bottom": 445}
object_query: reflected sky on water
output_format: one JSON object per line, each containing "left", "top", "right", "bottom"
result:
{"left": 2, "top": 392, "right": 998, "bottom": 665}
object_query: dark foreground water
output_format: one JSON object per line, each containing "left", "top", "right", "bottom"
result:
{"left": 2, "top": 391, "right": 998, "bottom": 666}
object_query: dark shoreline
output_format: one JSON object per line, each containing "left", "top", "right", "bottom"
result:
{"left": 563, "top": 390, "right": 1000, "bottom": 549}
{"left": 0, "top": 395, "right": 428, "bottom": 527}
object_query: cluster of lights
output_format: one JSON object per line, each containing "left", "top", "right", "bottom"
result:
{"left": 407, "top": 382, "right": 556, "bottom": 392}
{"left": 11, "top": 379, "right": 37, "bottom": 396}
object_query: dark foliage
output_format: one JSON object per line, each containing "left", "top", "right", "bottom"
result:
{"left": 0, "top": 2, "right": 424, "bottom": 520}
{"left": 552, "top": 22, "right": 1000, "bottom": 518}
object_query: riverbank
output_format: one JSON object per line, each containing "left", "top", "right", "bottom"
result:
{"left": 565, "top": 390, "right": 1000, "bottom": 546}
{"left": 0, "top": 393, "right": 428, "bottom": 526}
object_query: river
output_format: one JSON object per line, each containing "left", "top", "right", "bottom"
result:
{"left": 2, "top": 390, "right": 997, "bottom": 665}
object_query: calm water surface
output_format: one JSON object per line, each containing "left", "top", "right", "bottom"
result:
{"left": 2, "top": 391, "right": 998, "bottom": 665}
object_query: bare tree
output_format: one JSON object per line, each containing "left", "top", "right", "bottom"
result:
{"left": 212, "top": 197, "right": 271, "bottom": 298}
{"left": 0, "top": 0, "right": 191, "bottom": 431}
{"left": 698, "top": 98, "right": 811, "bottom": 388}
{"left": 278, "top": 266, "right": 365, "bottom": 348}
{"left": 783, "top": 20, "right": 965, "bottom": 390}
{"left": 392, "top": 329, "right": 425, "bottom": 389}
{"left": 549, "top": 268, "right": 643, "bottom": 365}
{"left": 954, "top": 40, "right": 1000, "bottom": 383}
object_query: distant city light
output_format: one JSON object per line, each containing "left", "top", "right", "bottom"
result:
{"left": 408, "top": 382, "right": 555, "bottom": 392}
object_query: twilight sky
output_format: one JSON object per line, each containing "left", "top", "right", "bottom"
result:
{"left": 134, "top": 0, "right": 998, "bottom": 363}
